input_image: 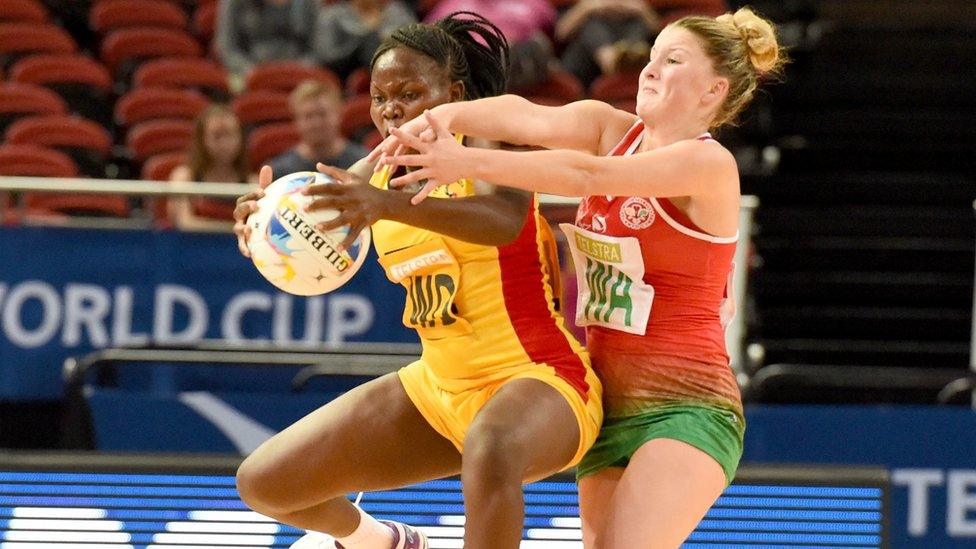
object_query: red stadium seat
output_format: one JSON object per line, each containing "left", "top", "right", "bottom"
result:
{"left": 140, "top": 151, "right": 186, "bottom": 225}
{"left": 100, "top": 27, "right": 202, "bottom": 75}
{"left": 115, "top": 87, "right": 210, "bottom": 127}
{"left": 10, "top": 54, "right": 112, "bottom": 92}
{"left": 0, "top": 23, "right": 76, "bottom": 65}
{"left": 192, "top": 0, "right": 217, "bottom": 41}
{"left": 0, "top": 0, "right": 49, "bottom": 24}
{"left": 0, "top": 82, "right": 68, "bottom": 132}
{"left": 232, "top": 90, "right": 292, "bottom": 130}
{"left": 141, "top": 151, "right": 185, "bottom": 181}
{"left": 133, "top": 57, "right": 229, "bottom": 99}
{"left": 9, "top": 54, "right": 114, "bottom": 128}
{"left": 90, "top": 0, "right": 189, "bottom": 33}
{"left": 512, "top": 69, "right": 584, "bottom": 103}
{"left": 611, "top": 98, "right": 637, "bottom": 114}
{"left": 344, "top": 67, "right": 370, "bottom": 97}
{"left": 6, "top": 114, "right": 113, "bottom": 177}
{"left": 340, "top": 94, "right": 375, "bottom": 142}
{"left": 191, "top": 198, "right": 234, "bottom": 221}
{"left": 245, "top": 61, "right": 340, "bottom": 93}
{"left": 247, "top": 122, "right": 300, "bottom": 169}
{"left": 126, "top": 119, "right": 194, "bottom": 161}
{"left": 0, "top": 143, "right": 76, "bottom": 177}
{"left": 0, "top": 144, "right": 128, "bottom": 217}
{"left": 589, "top": 70, "right": 642, "bottom": 103}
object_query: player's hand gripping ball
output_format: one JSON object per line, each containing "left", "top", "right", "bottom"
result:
{"left": 246, "top": 171, "right": 371, "bottom": 296}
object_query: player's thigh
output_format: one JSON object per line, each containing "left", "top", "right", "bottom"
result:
{"left": 578, "top": 467, "right": 623, "bottom": 549}
{"left": 464, "top": 377, "right": 581, "bottom": 482}
{"left": 601, "top": 438, "right": 726, "bottom": 549}
{"left": 238, "top": 373, "right": 462, "bottom": 511}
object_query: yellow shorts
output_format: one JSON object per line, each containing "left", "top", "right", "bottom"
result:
{"left": 397, "top": 358, "right": 603, "bottom": 470}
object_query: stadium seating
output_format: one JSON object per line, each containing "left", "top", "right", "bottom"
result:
{"left": 244, "top": 60, "right": 341, "bottom": 93}
{"left": 140, "top": 151, "right": 185, "bottom": 181}
{"left": 99, "top": 27, "right": 202, "bottom": 80}
{"left": 114, "top": 87, "right": 210, "bottom": 128}
{"left": 5, "top": 114, "right": 113, "bottom": 178}
{"left": 511, "top": 69, "right": 584, "bottom": 105}
{"left": 589, "top": 70, "right": 641, "bottom": 103}
{"left": 232, "top": 90, "right": 293, "bottom": 131}
{"left": 89, "top": 0, "right": 189, "bottom": 34}
{"left": 9, "top": 54, "right": 114, "bottom": 127}
{"left": 191, "top": 0, "right": 217, "bottom": 42}
{"left": 0, "top": 22, "right": 77, "bottom": 68}
{"left": 125, "top": 119, "right": 194, "bottom": 161}
{"left": 339, "top": 94, "right": 375, "bottom": 143}
{"left": 0, "top": 82, "right": 68, "bottom": 133}
{"left": 247, "top": 122, "right": 300, "bottom": 169}
{"left": 133, "top": 57, "right": 229, "bottom": 100}
{"left": 0, "top": 0, "right": 49, "bottom": 24}
{"left": 0, "top": 143, "right": 76, "bottom": 177}
{"left": 344, "top": 67, "right": 370, "bottom": 97}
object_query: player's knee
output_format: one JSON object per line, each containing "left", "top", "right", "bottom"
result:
{"left": 462, "top": 422, "right": 526, "bottom": 487}
{"left": 236, "top": 453, "right": 298, "bottom": 517}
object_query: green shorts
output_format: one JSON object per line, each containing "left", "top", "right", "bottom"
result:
{"left": 576, "top": 404, "right": 745, "bottom": 485}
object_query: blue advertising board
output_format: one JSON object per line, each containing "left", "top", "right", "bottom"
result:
{"left": 0, "top": 227, "right": 416, "bottom": 399}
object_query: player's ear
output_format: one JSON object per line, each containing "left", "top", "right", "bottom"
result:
{"left": 449, "top": 80, "right": 465, "bottom": 103}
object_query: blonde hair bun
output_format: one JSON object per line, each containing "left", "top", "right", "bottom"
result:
{"left": 717, "top": 7, "right": 781, "bottom": 74}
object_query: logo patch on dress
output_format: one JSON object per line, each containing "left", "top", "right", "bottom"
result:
{"left": 619, "top": 197, "right": 655, "bottom": 229}
{"left": 592, "top": 214, "right": 607, "bottom": 233}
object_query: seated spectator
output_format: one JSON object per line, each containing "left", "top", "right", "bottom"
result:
{"left": 424, "top": 0, "right": 557, "bottom": 89}
{"left": 266, "top": 80, "right": 367, "bottom": 176}
{"left": 315, "top": 0, "right": 417, "bottom": 79}
{"left": 217, "top": 0, "right": 320, "bottom": 88}
{"left": 170, "top": 105, "right": 255, "bottom": 231}
{"left": 556, "top": 0, "right": 660, "bottom": 87}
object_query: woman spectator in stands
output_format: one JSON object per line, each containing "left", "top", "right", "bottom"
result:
{"left": 315, "top": 0, "right": 417, "bottom": 79}
{"left": 170, "top": 105, "right": 255, "bottom": 231}
{"left": 217, "top": 0, "right": 320, "bottom": 90}
{"left": 557, "top": 0, "right": 661, "bottom": 86}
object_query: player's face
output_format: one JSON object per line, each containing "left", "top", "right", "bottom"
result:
{"left": 203, "top": 112, "right": 241, "bottom": 165}
{"left": 636, "top": 26, "right": 727, "bottom": 124}
{"left": 370, "top": 47, "right": 464, "bottom": 137}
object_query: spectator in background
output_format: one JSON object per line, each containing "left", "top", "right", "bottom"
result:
{"left": 267, "top": 80, "right": 367, "bottom": 175}
{"left": 316, "top": 0, "right": 417, "bottom": 79}
{"left": 170, "top": 105, "right": 255, "bottom": 231}
{"left": 423, "top": 0, "right": 558, "bottom": 89}
{"left": 557, "top": 0, "right": 661, "bottom": 86}
{"left": 217, "top": 0, "right": 320, "bottom": 89}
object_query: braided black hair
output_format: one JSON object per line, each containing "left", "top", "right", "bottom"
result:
{"left": 370, "top": 11, "right": 510, "bottom": 100}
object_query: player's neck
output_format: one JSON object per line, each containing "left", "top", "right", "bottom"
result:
{"left": 640, "top": 119, "right": 710, "bottom": 151}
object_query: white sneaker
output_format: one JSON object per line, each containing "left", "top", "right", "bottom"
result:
{"left": 290, "top": 530, "right": 339, "bottom": 548}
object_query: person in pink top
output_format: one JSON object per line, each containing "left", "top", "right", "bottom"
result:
{"left": 371, "top": 7, "right": 786, "bottom": 548}
{"left": 424, "top": 0, "right": 557, "bottom": 88}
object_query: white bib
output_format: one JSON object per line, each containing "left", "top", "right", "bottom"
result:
{"left": 560, "top": 223, "right": 654, "bottom": 335}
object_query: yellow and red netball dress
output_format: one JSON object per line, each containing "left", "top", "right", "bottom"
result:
{"left": 369, "top": 164, "right": 603, "bottom": 467}
{"left": 567, "top": 120, "right": 744, "bottom": 483}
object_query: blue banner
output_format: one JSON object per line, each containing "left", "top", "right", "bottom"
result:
{"left": 744, "top": 405, "right": 976, "bottom": 549}
{"left": 0, "top": 227, "right": 416, "bottom": 399}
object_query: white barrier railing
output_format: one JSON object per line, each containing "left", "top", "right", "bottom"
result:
{"left": 0, "top": 175, "right": 759, "bottom": 383}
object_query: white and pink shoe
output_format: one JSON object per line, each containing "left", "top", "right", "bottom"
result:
{"left": 289, "top": 521, "right": 428, "bottom": 549}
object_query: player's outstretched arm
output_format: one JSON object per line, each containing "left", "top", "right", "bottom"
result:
{"left": 306, "top": 162, "right": 531, "bottom": 249}
{"left": 370, "top": 95, "right": 633, "bottom": 159}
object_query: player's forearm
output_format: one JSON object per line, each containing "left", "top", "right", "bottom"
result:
{"left": 379, "top": 190, "right": 527, "bottom": 246}
{"left": 466, "top": 148, "right": 592, "bottom": 197}
{"left": 433, "top": 95, "right": 539, "bottom": 146}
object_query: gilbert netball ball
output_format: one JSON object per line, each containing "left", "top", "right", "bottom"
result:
{"left": 246, "top": 171, "right": 371, "bottom": 296}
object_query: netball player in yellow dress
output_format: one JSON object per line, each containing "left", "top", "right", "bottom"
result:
{"left": 231, "top": 13, "right": 602, "bottom": 549}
